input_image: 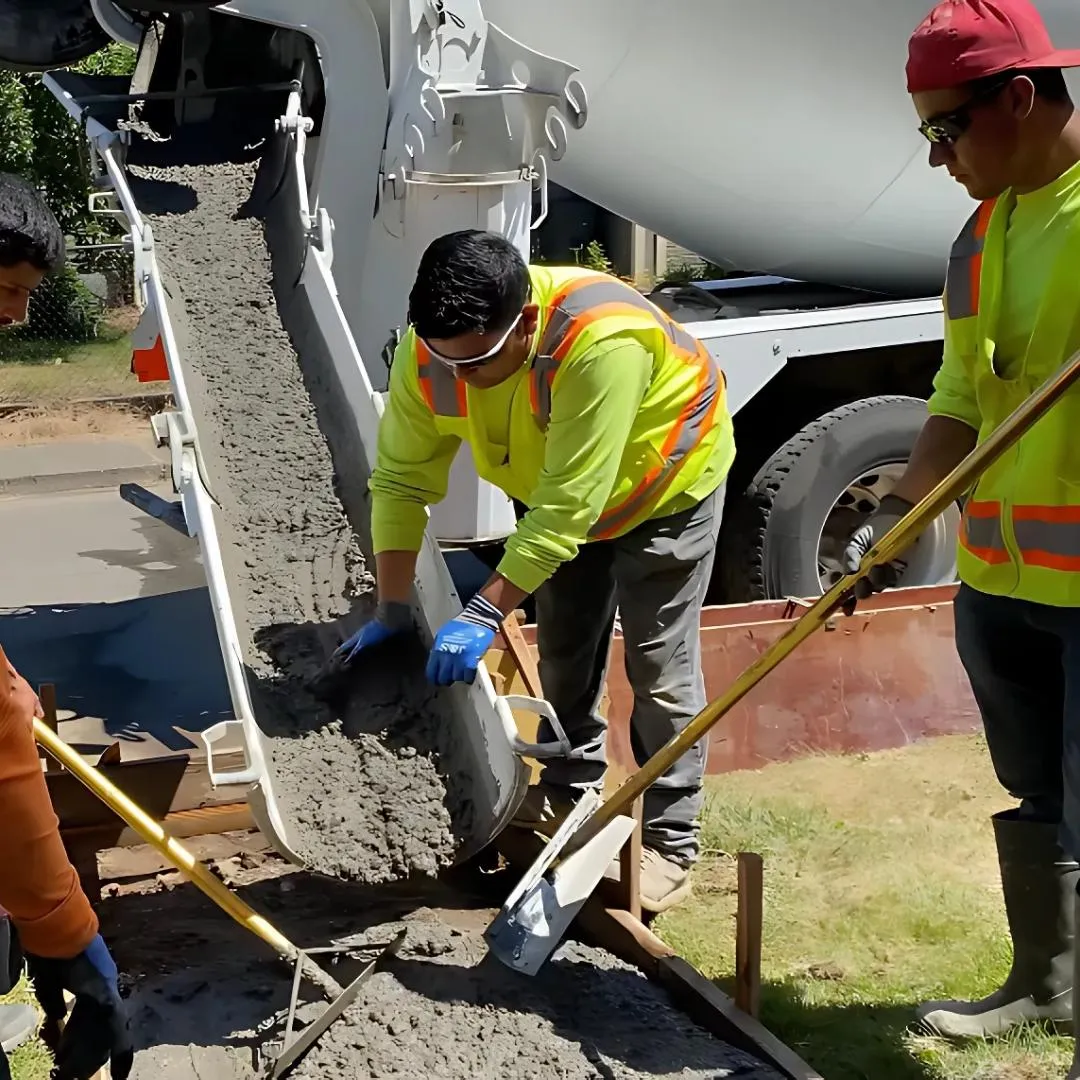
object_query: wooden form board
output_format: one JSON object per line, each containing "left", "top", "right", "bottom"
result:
{"left": 494, "top": 828, "right": 822, "bottom": 1080}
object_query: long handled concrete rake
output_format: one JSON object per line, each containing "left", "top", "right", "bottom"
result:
{"left": 486, "top": 346, "right": 1080, "bottom": 977}
{"left": 33, "top": 721, "right": 404, "bottom": 1077}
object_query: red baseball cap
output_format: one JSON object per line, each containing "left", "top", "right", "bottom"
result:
{"left": 907, "top": 0, "right": 1080, "bottom": 93}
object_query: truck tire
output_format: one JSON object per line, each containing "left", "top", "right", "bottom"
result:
{"left": 719, "top": 395, "right": 961, "bottom": 603}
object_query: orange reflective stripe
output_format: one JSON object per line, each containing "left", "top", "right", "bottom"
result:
{"left": 531, "top": 277, "right": 711, "bottom": 429}
{"left": 416, "top": 339, "right": 467, "bottom": 417}
{"left": 959, "top": 498, "right": 1009, "bottom": 565}
{"left": 588, "top": 340, "right": 721, "bottom": 540}
{"left": 527, "top": 275, "right": 723, "bottom": 537}
{"left": 945, "top": 199, "right": 995, "bottom": 320}
{"left": 1012, "top": 504, "right": 1080, "bottom": 572}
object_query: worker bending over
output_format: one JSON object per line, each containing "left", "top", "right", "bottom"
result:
{"left": 843, "top": 0, "right": 1080, "bottom": 1062}
{"left": 336, "top": 230, "right": 735, "bottom": 912}
{"left": 0, "top": 173, "right": 132, "bottom": 1079}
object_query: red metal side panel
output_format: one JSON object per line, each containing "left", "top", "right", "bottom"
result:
{"left": 516, "top": 584, "right": 980, "bottom": 774}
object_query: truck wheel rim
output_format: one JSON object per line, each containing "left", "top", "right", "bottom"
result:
{"left": 815, "top": 461, "right": 961, "bottom": 593}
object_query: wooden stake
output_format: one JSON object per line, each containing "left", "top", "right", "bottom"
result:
{"left": 614, "top": 797, "right": 644, "bottom": 920}
{"left": 500, "top": 610, "right": 543, "bottom": 699}
{"left": 735, "top": 851, "right": 763, "bottom": 1018}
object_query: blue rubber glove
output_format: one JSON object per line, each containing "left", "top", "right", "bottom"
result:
{"left": 28, "top": 933, "right": 133, "bottom": 1080}
{"left": 425, "top": 594, "right": 503, "bottom": 686}
{"left": 333, "top": 601, "right": 414, "bottom": 666}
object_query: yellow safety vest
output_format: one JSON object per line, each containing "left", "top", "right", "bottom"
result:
{"left": 410, "top": 264, "right": 733, "bottom": 541}
{"left": 949, "top": 194, "right": 1080, "bottom": 605}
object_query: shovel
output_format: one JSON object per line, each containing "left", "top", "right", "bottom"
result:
{"left": 486, "top": 345, "right": 1080, "bottom": 977}
{"left": 33, "top": 720, "right": 403, "bottom": 1077}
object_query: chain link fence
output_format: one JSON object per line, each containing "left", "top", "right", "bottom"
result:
{"left": 0, "top": 244, "right": 171, "bottom": 408}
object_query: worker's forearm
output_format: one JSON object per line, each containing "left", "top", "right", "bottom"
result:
{"left": 476, "top": 573, "right": 529, "bottom": 620}
{"left": 0, "top": 650, "right": 97, "bottom": 958}
{"left": 889, "top": 415, "right": 978, "bottom": 505}
{"left": 374, "top": 549, "right": 419, "bottom": 605}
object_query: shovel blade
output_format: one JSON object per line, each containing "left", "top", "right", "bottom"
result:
{"left": 485, "top": 813, "right": 637, "bottom": 976}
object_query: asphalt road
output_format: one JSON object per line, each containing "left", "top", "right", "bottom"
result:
{"left": 0, "top": 483, "right": 233, "bottom": 758}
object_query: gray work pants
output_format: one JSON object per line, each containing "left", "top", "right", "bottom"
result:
{"left": 533, "top": 485, "right": 723, "bottom": 866}
{"left": 953, "top": 582, "right": 1080, "bottom": 860}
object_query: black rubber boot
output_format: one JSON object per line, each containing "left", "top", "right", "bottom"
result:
{"left": 1069, "top": 888, "right": 1080, "bottom": 1080}
{"left": 915, "top": 810, "right": 1078, "bottom": 1039}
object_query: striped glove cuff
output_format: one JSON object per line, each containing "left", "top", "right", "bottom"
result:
{"left": 458, "top": 593, "right": 503, "bottom": 633}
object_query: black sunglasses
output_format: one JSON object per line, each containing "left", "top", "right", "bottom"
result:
{"left": 918, "top": 76, "right": 1013, "bottom": 145}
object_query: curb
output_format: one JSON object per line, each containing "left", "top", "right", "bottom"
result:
{"left": 0, "top": 462, "right": 170, "bottom": 498}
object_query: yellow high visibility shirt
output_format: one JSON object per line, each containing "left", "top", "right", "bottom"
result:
{"left": 933, "top": 158, "right": 1080, "bottom": 605}
{"left": 369, "top": 265, "right": 736, "bottom": 594}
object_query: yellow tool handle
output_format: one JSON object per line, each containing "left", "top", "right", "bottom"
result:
{"left": 578, "top": 346, "right": 1080, "bottom": 846}
{"left": 34, "top": 719, "right": 300, "bottom": 963}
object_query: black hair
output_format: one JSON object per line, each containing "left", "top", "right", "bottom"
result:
{"left": 408, "top": 229, "right": 529, "bottom": 340}
{"left": 0, "top": 173, "right": 64, "bottom": 273}
{"left": 971, "top": 67, "right": 1072, "bottom": 103}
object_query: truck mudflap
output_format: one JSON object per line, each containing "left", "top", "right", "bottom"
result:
{"left": 45, "top": 69, "right": 566, "bottom": 867}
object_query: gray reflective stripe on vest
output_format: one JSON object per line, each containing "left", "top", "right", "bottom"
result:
{"left": 418, "top": 358, "right": 466, "bottom": 417}
{"left": 945, "top": 206, "right": 987, "bottom": 321}
{"left": 531, "top": 278, "right": 702, "bottom": 429}
{"left": 961, "top": 507, "right": 1005, "bottom": 555}
{"left": 1013, "top": 518, "right": 1080, "bottom": 562}
{"left": 530, "top": 353, "right": 561, "bottom": 431}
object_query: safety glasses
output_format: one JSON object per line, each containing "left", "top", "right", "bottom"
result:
{"left": 918, "top": 76, "right": 1012, "bottom": 145}
{"left": 420, "top": 312, "right": 524, "bottom": 371}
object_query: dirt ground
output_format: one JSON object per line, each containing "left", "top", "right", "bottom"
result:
{"left": 0, "top": 402, "right": 160, "bottom": 443}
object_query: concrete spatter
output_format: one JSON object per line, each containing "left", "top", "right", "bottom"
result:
{"left": 129, "top": 157, "right": 462, "bottom": 882}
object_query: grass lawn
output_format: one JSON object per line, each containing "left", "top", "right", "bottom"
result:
{"left": 657, "top": 732, "right": 1073, "bottom": 1079}
{"left": 0, "top": 320, "right": 169, "bottom": 404}
{"left": 1, "top": 979, "right": 49, "bottom": 1080}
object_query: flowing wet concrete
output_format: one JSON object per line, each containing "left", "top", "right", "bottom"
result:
{"left": 128, "top": 155, "right": 469, "bottom": 883}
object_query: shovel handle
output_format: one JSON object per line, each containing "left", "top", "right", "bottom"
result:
{"left": 580, "top": 346, "right": 1080, "bottom": 841}
{"left": 33, "top": 720, "right": 307, "bottom": 970}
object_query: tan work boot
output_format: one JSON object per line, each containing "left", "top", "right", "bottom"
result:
{"left": 605, "top": 847, "right": 693, "bottom": 914}
{"left": 509, "top": 781, "right": 580, "bottom": 838}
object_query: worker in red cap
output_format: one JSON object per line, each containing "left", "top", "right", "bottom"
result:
{"left": 840, "top": 0, "right": 1080, "bottom": 1057}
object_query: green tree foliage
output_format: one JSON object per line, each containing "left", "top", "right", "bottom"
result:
{"left": 0, "top": 44, "right": 138, "bottom": 342}
{"left": 0, "top": 43, "right": 137, "bottom": 241}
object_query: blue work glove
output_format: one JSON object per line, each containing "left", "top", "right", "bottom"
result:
{"left": 27, "top": 933, "right": 133, "bottom": 1080}
{"left": 425, "top": 594, "right": 503, "bottom": 686}
{"left": 332, "top": 601, "right": 414, "bottom": 666}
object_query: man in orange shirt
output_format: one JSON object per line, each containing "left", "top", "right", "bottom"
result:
{"left": 0, "top": 173, "right": 132, "bottom": 1079}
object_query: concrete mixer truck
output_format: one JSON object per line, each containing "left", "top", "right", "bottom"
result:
{"left": 8, "top": 0, "right": 1079, "bottom": 611}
